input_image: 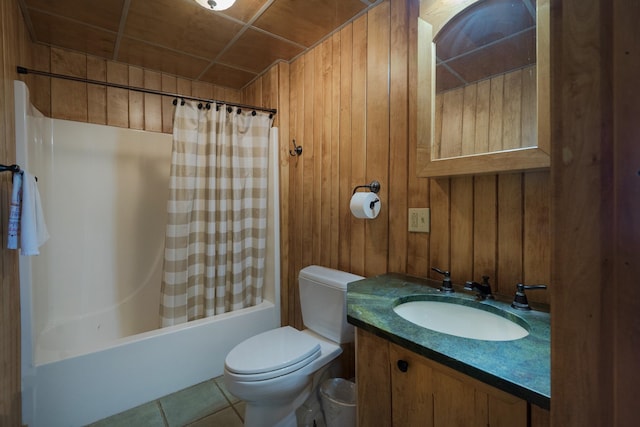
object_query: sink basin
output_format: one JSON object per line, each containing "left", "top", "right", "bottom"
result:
{"left": 393, "top": 299, "right": 529, "bottom": 341}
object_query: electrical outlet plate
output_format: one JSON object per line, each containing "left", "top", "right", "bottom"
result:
{"left": 408, "top": 208, "right": 430, "bottom": 233}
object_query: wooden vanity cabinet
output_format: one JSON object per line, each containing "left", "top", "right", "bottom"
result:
{"left": 355, "top": 328, "right": 550, "bottom": 427}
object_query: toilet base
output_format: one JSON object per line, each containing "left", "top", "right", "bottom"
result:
{"left": 243, "top": 382, "right": 312, "bottom": 427}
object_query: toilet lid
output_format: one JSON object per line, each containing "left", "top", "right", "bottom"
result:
{"left": 225, "top": 326, "right": 321, "bottom": 376}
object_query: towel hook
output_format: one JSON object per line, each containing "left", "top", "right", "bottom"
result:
{"left": 289, "top": 139, "right": 303, "bottom": 157}
{"left": 0, "top": 164, "right": 21, "bottom": 174}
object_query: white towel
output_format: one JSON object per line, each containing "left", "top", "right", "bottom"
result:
{"left": 19, "top": 172, "right": 49, "bottom": 255}
{"left": 7, "top": 172, "right": 22, "bottom": 249}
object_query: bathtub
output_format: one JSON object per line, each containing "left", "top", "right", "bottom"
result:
{"left": 14, "top": 81, "right": 281, "bottom": 426}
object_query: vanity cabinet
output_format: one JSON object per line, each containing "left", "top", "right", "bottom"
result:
{"left": 355, "top": 328, "right": 550, "bottom": 427}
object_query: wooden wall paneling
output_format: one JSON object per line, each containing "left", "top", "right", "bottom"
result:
{"left": 551, "top": 0, "right": 614, "bottom": 424}
{"left": 298, "top": 52, "right": 314, "bottom": 329}
{"left": 364, "top": 1, "right": 390, "bottom": 277}
{"left": 128, "top": 66, "right": 144, "bottom": 130}
{"left": 211, "top": 85, "right": 225, "bottom": 103}
{"left": 433, "top": 92, "right": 444, "bottom": 158}
{"left": 521, "top": 66, "right": 536, "bottom": 148}
{"left": 612, "top": 1, "right": 639, "bottom": 415}
{"left": 473, "top": 175, "right": 497, "bottom": 282}
{"left": 317, "top": 39, "right": 331, "bottom": 268}
{"left": 51, "top": 48, "right": 88, "bottom": 122}
{"left": 388, "top": 0, "right": 410, "bottom": 274}
{"left": 223, "top": 87, "right": 241, "bottom": 104}
{"left": 523, "top": 171, "right": 550, "bottom": 304}
{"left": 289, "top": 59, "right": 304, "bottom": 328}
{"left": 407, "top": 0, "right": 430, "bottom": 278}
{"left": 497, "top": 173, "right": 524, "bottom": 296}
{"left": 488, "top": 75, "right": 504, "bottom": 152}
{"left": 29, "top": 44, "right": 52, "bottom": 116}
{"left": 263, "top": 66, "right": 279, "bottom": 110}
{"left": 502, "top": 69, "right": 522, "bottom": 150}
{"left": 349, "top": 14, "right": 368, "bottom": 277}
{"left": 87, "top": 56, "right": 107, "bottom": 125}
{"left": 276, "top": 62, "right": 290, "bottom": 327}
{"left": 429, "top": 178, "right": 450, "bottom": 277}
{"left": 106, "top": 61, "right": 129, "bottom": 128}
{"left": 461, "top": 84, "right": 477, "bottom": 156}
{"left": 329, "top": 33, "right": 341, "bottom": 269}
{"left": 474, "top": 79, "right": 491, "bottom": 154}
{"left": 143, "top": 69, "right": 162, "bottom": 132}
{"left": 1, "top": 0, "right": 32, "bottom": 422}
{"left": 449, "top": 177, "right": 473, "bottom": 283}
{"left": 241, "top": 78, "right": 260, "bottom": 107}
{"left": 301, "top": 49, "right": 315, "bottom": 287}
{"left": 176, "top": 78, "right": 192, "bottom": 103}
{"left": 440, "top": 89, "right": 463, "bottom": 158}
{"left": 337, "top": 24, "right": 354, "bottom": 272}
{"left": 161, "top": 74, "right": 177, "bottom": 133}
{"left": 192, "top": 80, "right": 214, "bottom": 101}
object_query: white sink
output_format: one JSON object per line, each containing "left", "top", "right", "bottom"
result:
{"left": 393, "top": 300, "right": 529, "bottom": 341}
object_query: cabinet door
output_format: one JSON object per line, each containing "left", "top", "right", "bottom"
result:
{"left": 389, "top": 343, "right": 434, "bottom": 426}
{"left": 356, "top": 329, "right": 391, "bottom": 426}
{"left": 485, "top": 391, "right": 528, "bottom": 427}
{"left": 432, "top": 369, "right": 481, "bottom": 426}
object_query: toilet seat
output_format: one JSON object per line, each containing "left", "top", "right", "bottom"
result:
{"left": 225, "top": 326, "right": 321, "bottom": 381}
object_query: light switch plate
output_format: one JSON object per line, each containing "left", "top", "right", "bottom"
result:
{"left": 408, "top": 208, "right": 430, "bottom": 233}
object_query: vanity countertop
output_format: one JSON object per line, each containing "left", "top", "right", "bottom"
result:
{"left": 347, "top": 273, "right": 550, "bottom": 409}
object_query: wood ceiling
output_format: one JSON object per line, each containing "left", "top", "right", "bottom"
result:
{"left": 18, "top": 0, "right": 381, "bottom": 90}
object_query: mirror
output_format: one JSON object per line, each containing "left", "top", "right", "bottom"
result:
{"left": 417, "top": 0, "right": 550, "bottom": 177}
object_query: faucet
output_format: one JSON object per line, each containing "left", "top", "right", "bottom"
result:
{"left": 431, "top": 267, "right": 454, "bottom": 293}
{"left": 511, "top": 283, "right": 547, "bottom": 310}
{"left": 464, "top": 276, "right": 494, "bottom": 300}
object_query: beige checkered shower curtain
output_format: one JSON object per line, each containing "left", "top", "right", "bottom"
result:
{"left": 160, "top": 102, "right": 273, "bottom": 327}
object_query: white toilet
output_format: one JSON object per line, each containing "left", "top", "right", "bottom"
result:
{"left": 223, "top": 265, "right": 363, "bottom": 427}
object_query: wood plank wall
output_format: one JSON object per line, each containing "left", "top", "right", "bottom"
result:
{"left": 435, "top": 65, "right": 537, "bottom": 158}
{"left": 0, "top": 0, "right": 32, "bottom": 423}
{"left": 274, "top": 0, "right": 551, "bottom": 330}
{"left": 25, "top": 47, "right": 242, "bottom": 131}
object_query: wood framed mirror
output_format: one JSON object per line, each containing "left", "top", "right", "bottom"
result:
{"left": 416, "top": 0, "right": 550, "bottom": 177}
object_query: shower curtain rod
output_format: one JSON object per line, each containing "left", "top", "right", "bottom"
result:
{"left": 16, "top": 66, "right": 277, "bottom": 116}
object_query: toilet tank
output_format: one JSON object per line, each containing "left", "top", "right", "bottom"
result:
{"left": 299, "top": 265, "right": 364, "bottom": 344}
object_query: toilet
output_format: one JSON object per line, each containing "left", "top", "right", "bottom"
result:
{"left": 223, "top": 265, "right": 364, "bottom": 427}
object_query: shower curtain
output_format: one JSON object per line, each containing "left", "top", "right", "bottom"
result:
{"left": 160, "top": 101, "right": 273, "bottom": 327}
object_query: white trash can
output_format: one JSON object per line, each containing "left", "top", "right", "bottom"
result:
{"left": 319, "top": 378, "right": 356, "bottom": 427}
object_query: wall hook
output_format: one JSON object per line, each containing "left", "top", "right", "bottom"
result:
{"left": 289, "top": 139, "right": 303, "bottom": 156}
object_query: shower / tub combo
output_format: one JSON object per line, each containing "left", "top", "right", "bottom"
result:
{"left": 14, "top": 80, "right": 281, "bottom": 427}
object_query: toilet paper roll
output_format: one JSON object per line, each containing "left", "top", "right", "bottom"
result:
{"left": 350, "top": 192, "right": 381, "bottom": 219}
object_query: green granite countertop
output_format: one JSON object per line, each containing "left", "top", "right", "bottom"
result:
{"left": 347, "top": 273, "right": 550, "bottom": 409}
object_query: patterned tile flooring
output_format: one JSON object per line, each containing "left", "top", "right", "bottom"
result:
{"left": 88, "top": 376, "right": 245, "bottom": 427}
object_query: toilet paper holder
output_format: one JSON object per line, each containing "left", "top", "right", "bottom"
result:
{"left": 352, "top": 180, "right": 381, "bottom": 195}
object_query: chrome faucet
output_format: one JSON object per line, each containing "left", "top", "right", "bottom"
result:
{"left": 464, "top": 276, "right": 494, "bottom": 300}
{"left": 511, "top": 283, "right": 547, "bottom": 310}
{"left": 431, "top": 267, "right": 454, "bottom": 293}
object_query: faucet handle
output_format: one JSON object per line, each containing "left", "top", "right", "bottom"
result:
{"left": 511, "top": 283, "right": 547, "bottom": 310}
{"left": 431, "top": 267, "right": 454, "bottom": 293}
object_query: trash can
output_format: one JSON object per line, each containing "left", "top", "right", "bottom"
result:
{"left": 320, "top": 378, "right": 356, "bottom": 427}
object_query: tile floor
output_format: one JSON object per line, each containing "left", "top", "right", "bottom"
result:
{"left": 88, "top": 376, "right": 245, "bottom": 427}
